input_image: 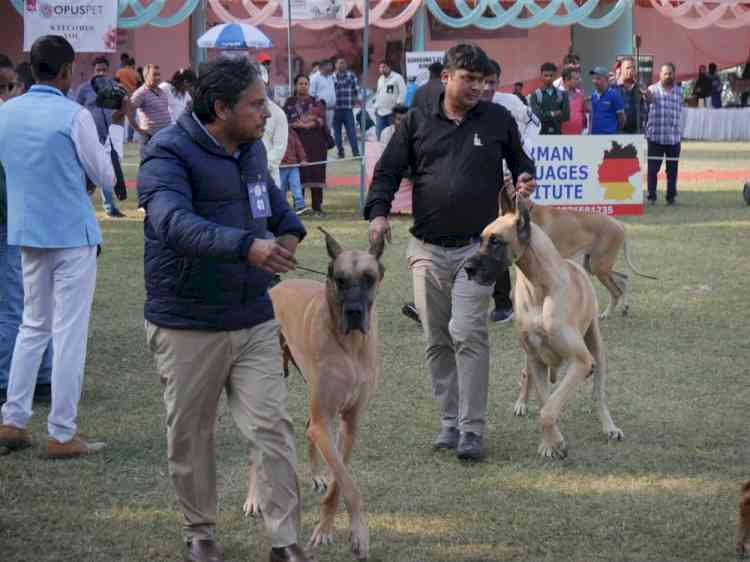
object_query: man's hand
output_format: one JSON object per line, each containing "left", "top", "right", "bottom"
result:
{"left": 516, "top": 172, "right": 536, "bottom": 199}
{"left": 368, "top": 216, "right": 392, "bottom": 246}
{"left": 276, "top": 234, "right": 300, "bottom": 256}
{"left": 112, "top": 97, "right": 129, "bottom": 125}
{"left": 248, "top": 239, "right": 297, "bottom": 274}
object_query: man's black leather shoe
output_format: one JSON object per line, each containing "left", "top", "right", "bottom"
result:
{"left": 433, "top": 426, "right": 459, "bottom": 450}
{"left": 456, "top": 431, "right": 484, "bottom": 461}
{"left": 270, "top": 544, "right": 311, "bottom": 562}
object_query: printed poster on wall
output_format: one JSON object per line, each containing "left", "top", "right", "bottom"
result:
{"left": 24, "top": 0, "right": 118, "bottom": 53}
{"left": 282, "top": 0, "right": 346, "bottom": 20}
{"left": 405, "top": 51, "right": 444, "bottom": 86}
{"left": 530, "top": 135, "right": 645, "bottom": 216}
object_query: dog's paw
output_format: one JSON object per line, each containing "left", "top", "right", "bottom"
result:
{"left": 242, "top": 496, "right": 262, "bottom": 518}
{"left": 606, "top": 427, "right": 624, "bottom": 441}
{"left": 538, "top": 438, "right": 567, "bottom": 460}
{"left": 513, "top": 400, "right": 528, "bottom": 417}
{"left": 308, "top": 523, "right": 335, "bottom": 549}
{"left": 350, "top": 518, "right": 370, "bottom": 562}
{"left": 620, "top": 304, "right": 630, "bottom": 317}
{"left": 312, "top": 477, "right": 328, "bottom": 496}
{"left": 598, "top": 310, "right": 610, "bottom": 320}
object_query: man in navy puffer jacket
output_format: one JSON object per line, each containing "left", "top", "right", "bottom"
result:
{"left": 138, "top": 56, "right": 311, "bottom": 562}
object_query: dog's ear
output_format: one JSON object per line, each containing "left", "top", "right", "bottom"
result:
{"left": 319, "top": 227, "right": 343, "bottom": 261}
{"left": 516, "top": 196, "right": 531, "bottom": 246}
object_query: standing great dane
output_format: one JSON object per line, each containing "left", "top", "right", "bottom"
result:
{"left": 465, "top": 198, "right": 624, "bottom": 458}
{"left": 245, "top": 228, "right": 384, "bottom": 562}
{"left": 501, "top": 181, "right": 657, "bottom": 320}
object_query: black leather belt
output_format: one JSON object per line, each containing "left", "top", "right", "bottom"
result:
{"left": 418, "top": 235, "right": 481, "bottom": 248}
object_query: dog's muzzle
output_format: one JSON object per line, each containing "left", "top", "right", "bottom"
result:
{"left": 465, "top": 253, "right": 506, "bottom": 286}
{"left": 343, "top": 302, "right": 368, "bottom": 335}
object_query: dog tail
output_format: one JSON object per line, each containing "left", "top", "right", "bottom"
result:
{"left": 279, "top": 331, "right": 304, "bottom": 382}
{"left": 623, "top": 238, "right": 658, "bottom": 280}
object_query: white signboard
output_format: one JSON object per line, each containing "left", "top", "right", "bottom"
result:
{"left": 405, "top": 51, "right": 444, "bottom": 86}
{"left": 529, "top": 135, "right": 645, "bottom": 216}
{"left": 24, "top": 0, "right": 118, "bottom": 53}
{"left": 282, "top": 0, "right": 346, "bottom": 20}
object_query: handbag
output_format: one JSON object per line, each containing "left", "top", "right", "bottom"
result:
{"left": 324, "top": 126, "right": 336, "bottom": 150}
{"left": 109, "top": 138, "right": 128, "bottom": 201}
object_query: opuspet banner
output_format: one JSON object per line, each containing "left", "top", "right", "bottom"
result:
{"left": 405, "top": 51, "right": 444, "bottom": 86}
{"left": 282, "top": 0, "right": 346, "bottom": 20}
{"left": 24, "top": 0, "right": 118, "bottom": 53}
{"left": 530, "top": 135, "right": 645, "bottom": 216}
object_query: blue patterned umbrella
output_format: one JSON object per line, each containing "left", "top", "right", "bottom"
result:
{"left": 197, "top": 23, "right": 272, "bottom": 50}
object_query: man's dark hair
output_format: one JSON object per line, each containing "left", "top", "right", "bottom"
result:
{"left": 0, "top": 53, "right": 13, "bottom": 70}
{"left": 428, "top": 61, "right": 443, "bottom": 78}
{"left": 170, "top": 68, "right": 197, "bottom": 90}
{"left": 443, "top": 44, "right": 490, "bottom": 76}
{"left": 392, "top": 103, "right": 408, "bottom": 116}
{"left": 541, "top": 62, "right": 558, "bottom": 74}
{"left": 127, "top": 57, "right": 136, "bottom": 67}
{"left": 379, "top": 59, "right": 389, "bottom": 66}
{"left": 562, "top": 53, "right": 580, "bottom": 66}
{"left": 121, "top": 52, "right": 130, "bottom": 61}
{"left": 15, "top": 62, "right": 34, "bottom": 92}
{"left": 662, "top": 62, "right": 676, "bottom": 73}
{"left": 514, "top": 81, "right": 523, "bottom": 87}
{"left": 193, "top": 56, "right": 261, "bottom": 124}
{"left": 92, "top": 56, "right": 110, "bottom": 68}
{"left": 620, "top": 56, "right": 635, "bottom": 65}
{"left": 708, "top": 62, "right": 717, "bottom": 74}
{"left": 30, "top": 35, "right": 75, "bottom": 81}
{"left": 486, "top": 59, "right": 501, "bottom": 79}
{"left": 562, "top": 67, "right": 580, "bottom": 82}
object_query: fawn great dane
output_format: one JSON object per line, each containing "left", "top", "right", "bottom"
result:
{"left": 465, "top": 198, "right": 624, "bottom": 458}
{"left": 245, "top": 228, "right": 384, "bottom": 561}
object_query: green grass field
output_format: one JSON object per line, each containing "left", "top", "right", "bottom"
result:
{"left": 1, "top": 142, "right": 749, "bottom": 562}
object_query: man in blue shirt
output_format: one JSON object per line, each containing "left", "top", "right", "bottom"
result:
{"left": 74, "top": 56, "right": 125, "bottom": 218}
{"left": 0, "top": 53, "right": 52, "bottom": 407}
{"left": 590, "top": 66, "right": 625, "bottom": 134}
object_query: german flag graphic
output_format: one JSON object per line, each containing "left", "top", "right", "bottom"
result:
{"left": 597, "top": 142, "right": 641, "bottom": 201}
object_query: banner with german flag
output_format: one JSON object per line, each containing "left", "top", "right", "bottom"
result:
{"left": 529, "top": 135, "right": 645, "bottom": 216}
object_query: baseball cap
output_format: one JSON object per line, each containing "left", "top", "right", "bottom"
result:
{"left": 589, "top": 66, "right": 610, "bottom": 77}
{"left": 256, "top": 52, "right": 272, "bottom": 64}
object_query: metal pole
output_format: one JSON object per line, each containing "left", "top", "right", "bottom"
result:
{"left": 189, "top": 0, "right": 207, "bottom": 71}
{"left": 287, "top": 0, "right": 294, "bottom": 97}
{"left": 634, "top": 34, "right": 641, "bottom": 133}
{"left": 359, "top": 0, "right": 369, "bottom": 212}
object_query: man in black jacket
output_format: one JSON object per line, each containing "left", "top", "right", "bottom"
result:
{"left": 365, "top": 44, "right": 535, "bottom": 461}
{"left": 138, "top": 56, "right": 310, "bottom": 562}
{"left": 410, "top": 61, "right": 444, "bottom": 115}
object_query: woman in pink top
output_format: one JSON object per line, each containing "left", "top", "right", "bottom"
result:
{"left": 560, "top": 68, "right": 587, "bottom": 134}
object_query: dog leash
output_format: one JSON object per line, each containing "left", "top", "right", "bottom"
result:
{"left": 295, "top": 264, "right": 327, "bottom": 276}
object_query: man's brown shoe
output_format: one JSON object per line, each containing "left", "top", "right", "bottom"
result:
{"left": 46, "top": 434, "right": 107, "bottom": 459}
{"left": 184, "top": 539, "right": 224, "bottom": 562}
{"left": 0, "top": 424, "right": 33, "bottom": 450}
{"left": 270, "top": 544, "right": 312, "bottom": 562}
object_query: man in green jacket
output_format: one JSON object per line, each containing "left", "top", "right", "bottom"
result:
{"left": 529, "top": 62, "right": 570, "bottom": 135}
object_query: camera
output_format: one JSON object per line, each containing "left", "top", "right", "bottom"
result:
{"left": 91, "top": 75, "right": 128, "bottom": 110}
